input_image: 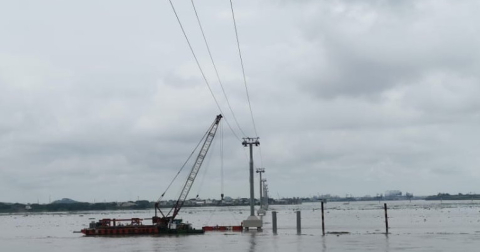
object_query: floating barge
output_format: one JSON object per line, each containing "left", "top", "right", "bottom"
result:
{"left": 81, "top": 218, "right": 204, "bottom": 236}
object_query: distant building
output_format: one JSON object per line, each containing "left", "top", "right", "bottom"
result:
{"left": 385, "top": 190, "right": 402, "bottom": 198}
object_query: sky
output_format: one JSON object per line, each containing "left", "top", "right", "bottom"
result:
{"left": 1, "top": 0, "right": 480, "bottom": 203}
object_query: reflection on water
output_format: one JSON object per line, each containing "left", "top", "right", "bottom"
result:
{"left": 271, "top": 232, "right": 280, "bottom": 252}
{"left": 248, "top": 231, "right": 257, "bottom": 252}
{"left": 384, "top": 234, "right": 390, "bottom": 252}
{"left": 321, "top": 235, "right": 326, "bottom": 252}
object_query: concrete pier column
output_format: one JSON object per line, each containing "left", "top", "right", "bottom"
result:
{"left": 321, "top": 201, "right": 325, "bottom": 236}
{"left": 272, "top": 211, "right": 277, "bottom": 234}
{"left": 384, "top": 203, "right": 389, "bottom": 235}
{"left": 296, "top": 211, "right": 301, "bottom": 235}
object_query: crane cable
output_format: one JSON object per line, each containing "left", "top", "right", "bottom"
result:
{"left": 195, "top": 121, "right": 224, "bottom": 200}
{"left": 190, "top": 0, "right": 246, "bottom": 137}
{"left": 220, "top": 121, "right": 224, "bottom": 199}
{"left": 194, "top": 130, "right": 218, "bottom": 198}
{"left": 156, "top": 122, "right": 210, "bottom": 203}
{"left": 167, "top": 0, "right": 242, "bottom": 142}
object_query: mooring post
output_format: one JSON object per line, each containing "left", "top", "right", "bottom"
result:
{"left": 296, "top": 211, "right": 301, "bottom": 235}
{"left": 272, "top": 211, "right": 277, "bottom": 234}
{"left": 384, "top": 203, "right": 389, "bottom": 235}
{"left": 321, "top": 201, "right": 325, "bottom": 236}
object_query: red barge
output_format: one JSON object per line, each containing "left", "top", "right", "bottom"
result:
{"left": 81, "top": 218, "right": 203, "bottom": 236}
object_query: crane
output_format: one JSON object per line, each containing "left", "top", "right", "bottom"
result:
{"left": 152, "top": 114, "right": 223, "bottom": 227}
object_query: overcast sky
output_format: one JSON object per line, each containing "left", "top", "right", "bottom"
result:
{"left": 1, "top": 0, "right": 480, "bottom": 203}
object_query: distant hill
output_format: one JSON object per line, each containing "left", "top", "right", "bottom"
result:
{"left": 51, "top": 198, "right": 80, "bottom": 204}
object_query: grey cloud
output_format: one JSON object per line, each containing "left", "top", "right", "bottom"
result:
{"left": 277, "top": 0, "right": 480, "bottom": 98}
{"left": 1, "top": 0, "right": 480, "bottom": 203}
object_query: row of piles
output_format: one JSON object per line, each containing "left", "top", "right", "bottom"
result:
{"left": 271, "top": 202, "right": 389, "bottom": 235}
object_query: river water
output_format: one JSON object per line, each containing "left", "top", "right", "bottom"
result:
{"left": 1, "top": 200, "right": 479, "bottom": 251}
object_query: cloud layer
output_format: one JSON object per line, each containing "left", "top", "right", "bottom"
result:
{"left": 1, "top": 0, "right": 480, "bottom": 203}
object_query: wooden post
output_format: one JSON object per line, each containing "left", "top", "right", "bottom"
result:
{"left": 321, "top": 201, "right": 325, "bottom": 236}
{"left": 384, "top": 203, "right": 388, "bottom": 235}
{"left": 272, "top": 211, "right": 277, "bottom": 234}
{"left": 296, "top": 211, "right": 301, "bottom": 235}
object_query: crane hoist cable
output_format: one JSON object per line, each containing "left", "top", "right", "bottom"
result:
{"left": 194, "top": 129, "right": 218, "bottom": 199}
{"left": 156, "top": 120, "right": 210, "bottom": 203}
{"left": 220, "top": 120, "right": 224, "bottom": 201}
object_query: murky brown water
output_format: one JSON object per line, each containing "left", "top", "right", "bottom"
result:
{"left": 1, "top": 201, "right": 480, "bottom": 251}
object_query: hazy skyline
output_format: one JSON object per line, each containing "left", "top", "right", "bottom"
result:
{"left": 1, "top": 0, "right": 480, "bottom": 203}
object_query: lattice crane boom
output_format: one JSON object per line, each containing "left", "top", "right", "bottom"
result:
{"left": 171, "top": 114, "right": 222, "bottom": 219}
{"left": 154, "top": 114, "right": 222, "bottom": 224}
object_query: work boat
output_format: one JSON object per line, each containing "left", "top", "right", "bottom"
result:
{"left": 80, "top": 115, "right": 223, "bottom": 236}
{"left": 81, "top": 218, "right": 203, "bottom": 236}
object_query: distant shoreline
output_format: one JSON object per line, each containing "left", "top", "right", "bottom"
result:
{"left": 424, "top": 193, "right": 480, "bottom": 201}
{"left": 3, "top": 194, "right": 480, "bottom": 214}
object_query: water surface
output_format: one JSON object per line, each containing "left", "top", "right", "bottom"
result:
{"left": 1, "top": 200, "right": 480, "bottom": 251}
